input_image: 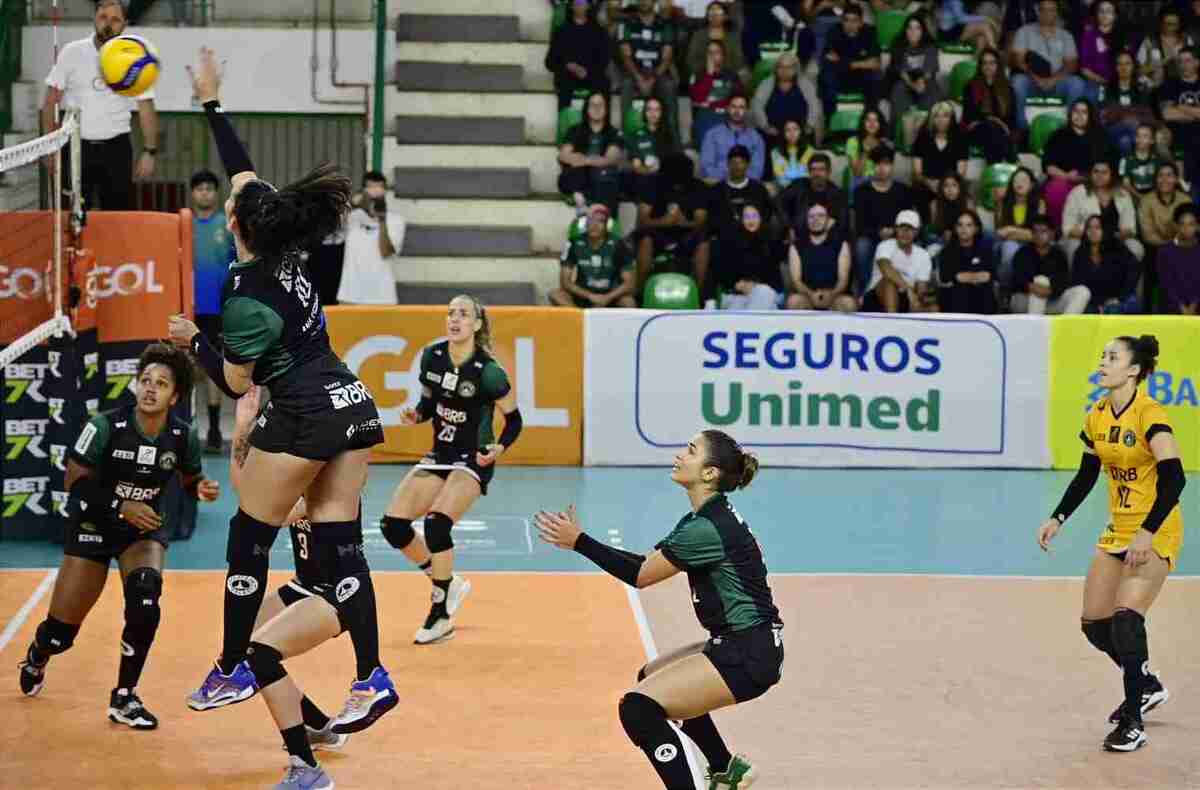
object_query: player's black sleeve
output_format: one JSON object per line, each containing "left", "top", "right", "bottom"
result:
{"left": 1141, "top": 458, "right": 1186, "bottom": 534}
{"left": 203, "top": 100, "right": 255, "bottom": 178}
{"left": 575, "top": 533, "right": 644, "bottom": 586}
{"left": 1051, "top": 451, "right": 1102, "bottom": 524}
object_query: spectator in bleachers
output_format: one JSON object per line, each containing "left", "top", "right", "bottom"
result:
{"left": 750, "top": 53, "right": 815, "bottom": 150}
{"left": 634, "top": 151, "right": 708, "bottom": 287}
{"left": 936, "top": 209, "right": 997, "bottom": 313}
{"left": 786, "top": 201, "right": 856, "bottom": 310}
{"left": 1078, "top": 0, "right": 1125, "bottom": 103}
{"left": 925, "top": 172, "right": 972, "bottom": 259}
{"left": 1139, "top": 161, "right": 1191, "bottom": 309}
{"left": 1010, "top": 213, "right": 1091, "bottom": 313}
{"left": 558, "top": 91, "right": 625, "bottom": 213}
{"left": 937, "top": 0, "right": 1001, "bottom": 51}
{"left": 1157, "top": 202, "right": 1200, "bottom": 314}
{"left": 818, "top": 3, "right": 881, "bottom": 120}
{"left": 618, "top": 0, "right": 680, "bottom": 143}
{"left": 1120, "top": 123, "right": 1167, "bottom": 196}
{"left": 551, "top": 204, "right": 638, "bottom": 307}
{"left": 994, "top": 165, "right": 1045, "bottom": 286}
{"left": 1137, "top": 5, "right": 1194, "bottom": 91}
{"left": 1002, "top": 0, "right": 1041, "bottom": 45}
{"left": 1071, "top": 214, "right": 1141, "bottom": 312}
{"left": 805, "top": 0, "right": 850, "bottom": 59}
{"left": 912, "top": 101, "right": 969, "bottom": 199}
{"left": 741, "top": 0, "right": 813, "bottom": 68}
{"left": 714, "top": 204, "right": 786, "bottom": 307}
{"left": 687, "top": 2, "right": 750, "bottom": 84}
{"left": 1042, "top": 99, "right": 1110, "bottom": 226}
{"left": 769, "top": 118, "right": 815, "bottom": 190}
{"left": 778, "top": 151, "right": 849, "bottom": 231}
{"left": 1103, "top": 54, "right": 1156, "bottom": 156}
{"left": 962, "top": 47, "right": 1019, "bottom": 164}
{"left": 689, "top": 39, "right": 744, "bottom": 148}
{"left": 1159, "top": 45, "right": 1200, "bottom": 196}
{"left": 626, "top": 96, "right": 680, "bottom": 204}
{"left": 863, "top": 209, "right": 938, "bottom": 312}
{"left": 887, "top": 14, "right": 944, "bottom": 124}
{"left": 1008, "top": 0, "right": 1088, "bottom": 131}
{"left": 546, "top": 0, "right": 612, "bottom": 110}
{"left": 846, "top": 108, "right": 889, "bottom": 185}
{"left": 698, "top": 143, "right": 774, "bottom": 292}
{"left": 853, "top": 146, "right": 915, "bottom": 296}
{"left": 337, "top": 171, "right": 403, "bottom": 306}
{"left": 1062, "top": 159, "right": 1143, "bottom": 261}
{"left": 700, "top": 93, "right": 766, "bottom": 181}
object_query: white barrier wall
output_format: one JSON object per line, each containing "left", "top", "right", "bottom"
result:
{"left": 585, "top": 311, "right": 1052, "bottom": 468}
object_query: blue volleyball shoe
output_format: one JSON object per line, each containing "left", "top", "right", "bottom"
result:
{"left": 330, "top": 666, "right": 399, "bottom": 734}
{"left": 186, "top": 660, "right": 259, "bottom": 711}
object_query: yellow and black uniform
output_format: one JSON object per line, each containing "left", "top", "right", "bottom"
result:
{"left": 656, "top": 493, "right": 784, "bottom": 702}
{"left": 1082, "top": 392, "right": 1184, "bottom": 568}
{"left": 560, "top": 235, "right": 635, "bottom": 307}
{"left": 64, "top": 406, "right": 201, "bottom": 562}
{"left": 417, "top": 341, "right": 511, "bottom": 494}
{"left": 222, "top": 255, "right": 384, "bottom": 460}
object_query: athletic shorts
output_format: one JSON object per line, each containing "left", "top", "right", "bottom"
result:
{"left": 416, "top": 446, "right": 494, "bottom": 495}
{"left": 1097, "top": 510, "right": 1184, "bottom": 570}
{"left": 703, "top": 622, "right": 784, "bottom": 703}
{"left": 276, "top": 573, "right": 371, "bottom": 635}
{"left": 250, "top": 399, "right": 384, "bottom": 461}
{"left": 195, "top": 313, "right": 222, "bottom": 346}
{"left": 63, "top": 516, "right": 168, "bottom": 565}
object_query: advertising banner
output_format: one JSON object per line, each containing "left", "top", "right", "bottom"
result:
{"left": 1049, "top": 316, "right": 1200, "bottom": 471}
{"left": 325, "top": 306, "right": 584, "bottom": 465}
{"left": 585, "top": 311, "right": 1051, "bottom": 468}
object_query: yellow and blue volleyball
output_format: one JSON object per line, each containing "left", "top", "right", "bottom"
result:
{"left": 98, "top": 34, "right": 161, "bottom": 97}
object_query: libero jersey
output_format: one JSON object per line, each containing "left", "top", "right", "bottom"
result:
{"left": 419, "top": 341, "right": 511, "bottom": 453}
{"left": 68, "top": 405, "right": 201, "bottom": 523}
{"left": 1081, "top": 391, "right": 1180, "bottom": 528}
{"left": 656, "top": 493, "right": 781, "bottom": 637}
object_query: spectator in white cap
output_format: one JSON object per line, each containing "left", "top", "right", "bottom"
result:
{"left": 863, "top": 209, "right": 937, "bottom": 313}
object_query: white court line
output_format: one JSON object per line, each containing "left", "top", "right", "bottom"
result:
{"left": 624, "top": 584, "right": 706, "bottom": 790}
{"left": 0, "top": 569, "right": 57, "bottom": 652}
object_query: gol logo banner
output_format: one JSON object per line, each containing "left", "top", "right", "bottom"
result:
{"left": 325, "top": 306, "right": 583, "bottom": 465}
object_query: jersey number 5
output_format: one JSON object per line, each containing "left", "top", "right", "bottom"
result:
{"left": 437, "top": 424, "right": 457, "bottom": 443}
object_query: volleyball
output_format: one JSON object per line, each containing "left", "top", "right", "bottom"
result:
{"left": 98, "top": 34, "right": 161, "bottom": 97}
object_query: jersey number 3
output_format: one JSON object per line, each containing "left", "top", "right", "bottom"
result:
{"left": 437, "top": 424, "right": 457, "bottom": 443}
{"left": 295, "top": 532, "right": 309, "bottom": 560}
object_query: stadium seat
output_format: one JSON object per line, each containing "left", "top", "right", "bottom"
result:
{"left": 643, "top": 273, "right": 699, "bottom": 309}
{"left": 827, "top": 108, "right": 862, "bottom": 155}
{"left": 1023, "top": 94, "right": 1065, "bottom": 127}
{"left": 835, "top": 92, "right": 865, "bottom": 113}
{"left": 978, "top": 162, "right": 1017, "bottom": 211}
{"left": 947, "top": 60, "right": 976, "bottom": 102}
{"left": 550, "top": 1, "right": 567, "bottom": 36}
{"left": 557, "top": 106, "right": 583, "bottom": 146}
{"left": 895, "top": 108, "right": 927, "bottom": 154}
{"left": 876, "top": 9, "right": 908, "bottom": 50}
{"left": 750, "top": 41, "right": 791, "bottom": 93}
{"left": 567, "top": 214, "right": 622, "bottom": 243}
{"left": 623, "top": 98, "right": 646, "bottom": 138}
{"left": 1028, "top": 111, "right": 1066, "bottom": 156}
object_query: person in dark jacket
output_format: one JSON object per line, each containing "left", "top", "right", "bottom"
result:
{"left": 714, "top": 202, "right": 784, "bottom": 309}
{"left": 1010, "top": 214, "right": 1091, "bottom": 313}
{"left": 1071, "top": 214, "right": 1140, "bottom": 313}
{"left": 546, "top": 0, "right": 611, "bottom": 109}
{"left": 937, "top": 209, "right": 997, "bottom": 314}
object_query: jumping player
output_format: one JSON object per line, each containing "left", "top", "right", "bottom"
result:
{"left": 18, "top": 343, "right": 220, "bottom": 730}
{"left": 170, "top": 47, "right": 393, "bottom": 788}
{"left": 535, "top": 429, "right": 783, "bottom": 790}
{"left": 1037, "top": 335, "right": 1186, "bottom": 753}
{"left": 378, "top": 294, "right": 522, "bottom": 644}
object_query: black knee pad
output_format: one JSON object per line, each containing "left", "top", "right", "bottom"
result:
{"left": 1081, "top": 617, "right": 1114, "bottom": 653}
{"left": 618, "top": 691, "right": 667, "bottom": 747}
{"left": 423, "top": 511, "right": 454, "bottom": 553}
{"left": 1111, "top": 608, "right": 1147, "bottom": 658}
{"left": 245, "top": 641, "right": 287, "bottom": 688}
{"left": 123, "top": 567, "right": 163, "bottom": 630}
{"left": 380, "top": 515, "right": 416, "bottom": 550}
{"left": 35, "top": 616, "right": 79, "bottom": 656}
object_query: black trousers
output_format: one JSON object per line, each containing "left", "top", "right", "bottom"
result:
{"left": 66, "top": 133, "right": 134, "bottom": 211}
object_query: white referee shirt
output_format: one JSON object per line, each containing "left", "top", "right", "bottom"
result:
{"left": 45, "top": 36, "right": 155, "bottom": 141}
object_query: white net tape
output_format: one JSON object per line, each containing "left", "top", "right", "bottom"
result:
{"left": 0, "top": 316, "right": 72, "bottom": 368}
{"left": 0, "top": 115, "right": 77, "bottom": 174}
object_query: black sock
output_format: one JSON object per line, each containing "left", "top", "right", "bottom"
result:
{"left": 431, "top": 577, "right": 451, "bottom": 618}
{"left": 348, "top": 572, "right": 381, "bottom": 681}
{"left": 680, "top": 714, "right": 732, "bottom": 774}
{"left": 220, "top": 510, "right": 275, "bottom": 674}
{"left": 281, "top": 723, "right": 317, "bottom": 767}
{"left": 418, "top": 559, "right": 433, "bottom": 577}
{"left": 207, "top": 405, "right": 221, "bottom": 433}
{"left": 301, "top": 696, "right": 330, "bottom": 730}
{"left": 620, "top": 692, "right": 694, "bottom": 790}
{"left": 1112, "top": 609, "right": 1151, "bottom": 724}
{"left": 117, "top": 624, "right": 156, "bottom": 690}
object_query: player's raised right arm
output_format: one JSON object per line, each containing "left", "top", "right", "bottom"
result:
{"left": 187, "top": 47, "right": 257, "bottom": 184}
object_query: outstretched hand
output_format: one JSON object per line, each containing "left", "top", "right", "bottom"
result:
{"left": 187, "top": 47, "right": 222, "bottom": 104}
{"left": 534, "top": 505, "right": 583, "bottom": 550}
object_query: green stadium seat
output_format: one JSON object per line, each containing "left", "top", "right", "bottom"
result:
{"left": 827, "top": 108, "right": 862, "bottom": 155}
{"left": 750, "top": 41, "right": 791, "bottom": 93}
{"left": 1028, "top": 111, "right": 1066, "bottom": 156}
{"left": 938, "top": 41, "right": 976, "bottom": 55}
{"left": 642, "top": 273, "right": 700, "bottom": 310}
{"left": 550, "top": 1, "right": 567, "bottom": 36}
{"left": 623, "top": 98, "right": 647, "bottom": 138}
{"left": 876, "top": 9, "right": 908, "bottom": 50}
{"left": 556, "top": 99, "right": 584, "bottom": 146}
{"left": 895, "top": 108, "right": 928, "bottom": 154}
{"left": 947, "top": 60, "right": 976, "bottom": 102}
{"left": 567, "top": 215, "right": 623, "bottom": 243}
{"left": 979, "top": 162, "right": 1018, "bottom": 211}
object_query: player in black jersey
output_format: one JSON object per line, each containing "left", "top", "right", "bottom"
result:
{"left": 378, "top": 294, "right": 523, "bottom": 645}
{"left": 18, "top": 344, "right": 220, "bottom": 730}
{"left": 168, "top": 48, "right": 391, "bottom": 789}
{"left": 536, "top": 429, "right": 783, "bottom": 790}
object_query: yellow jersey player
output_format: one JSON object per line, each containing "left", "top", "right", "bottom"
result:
{"left": 1037, "top": 335, "right": 1187, "bottom": 754}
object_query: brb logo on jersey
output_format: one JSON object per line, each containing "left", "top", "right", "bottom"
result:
{"left": 3, "top": 476, "right": 49, "bottom": 517}
{"left": 5, "top": 419, "right": 49, "bottom": 461}
{"left": 114, "top": 482, "right": 160, "bottom": 501}
{"left": 326, "top": 380, "right": 374, "bottom": 410}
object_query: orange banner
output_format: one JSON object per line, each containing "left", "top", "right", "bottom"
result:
{"left": 0, "top": 211, "right": 62, "bottom": 343}
{"left": 325, "top": 306, "right": 583, "bottom": 465}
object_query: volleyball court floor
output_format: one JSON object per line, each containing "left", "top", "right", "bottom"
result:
{"left": 3, "top": 464, "right": 1200, "bottom": 789}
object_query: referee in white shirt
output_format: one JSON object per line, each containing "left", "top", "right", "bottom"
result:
{"left": 42, "top": 0, "right": 158, "bottom": 211}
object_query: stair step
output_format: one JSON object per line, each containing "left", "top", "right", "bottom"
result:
{"left": 392, "top": 199, "right": 576, "bottom": 253}
{"left": 393, "top": 256, "right": 559, "bottom": 303}
{"left": 393, "top": 167, "right": 531, "bottom": 198}
{"left": 392, "top": 42, "right": 555, "bottom": 91}
{"left": 404, "top": 224, "right": 532, "bottom": 256}
{"left": 394, "top": 62, "right": 525, "bottom": 93}
{"left": 395, "top": 281, "right": 538, "bottom": 306}
{"left": 394, "top": 116, "right": 527, "bottom": 145}
{"left": 386, "top": 92, "right": 558, "bottom": 144}
{"left": 384, "top": 140, "right": 558, "bottom": 192}
{"left": 396, "top": 14, "right": 520, "bottom": 43}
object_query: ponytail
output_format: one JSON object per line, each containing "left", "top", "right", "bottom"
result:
{"left": 453, "top": 293, "right": 493, "bottom": 352}
{"left": 700, "top": 429, "right": 759, "bottom": 492}
{"left": 233, "top": 162, "right": 351, "bottom": 265}
{"left": 1117, "top": 335, "right": 1160, "bottom": 383}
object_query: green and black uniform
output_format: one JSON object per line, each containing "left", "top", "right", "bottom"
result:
{"left": 619, "top": 15, "right": 674, "bottom": 74}
{"left": 223, "top": 255, "right": 384, "bottom": 459}
{"left": 560, "top": 235, "right": 635, "bottom": 306}
{"left": 64, "top": 406, "right": 202, "bottom": 562}
{"left": 276, "top": 515, "right": 370, "bottom": 633}
{"left": 417, "top": 341, "right": 511, "bottom": 494}
{"left": 656, "top": 493, "right": 784, "bottom": 702}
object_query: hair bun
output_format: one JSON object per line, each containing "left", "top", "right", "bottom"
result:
{"left": 737, "top": 451, "right": 759, "bottom": 490}
{"left": 1137, "top": 335, "right": 1159, "bottom": 358}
